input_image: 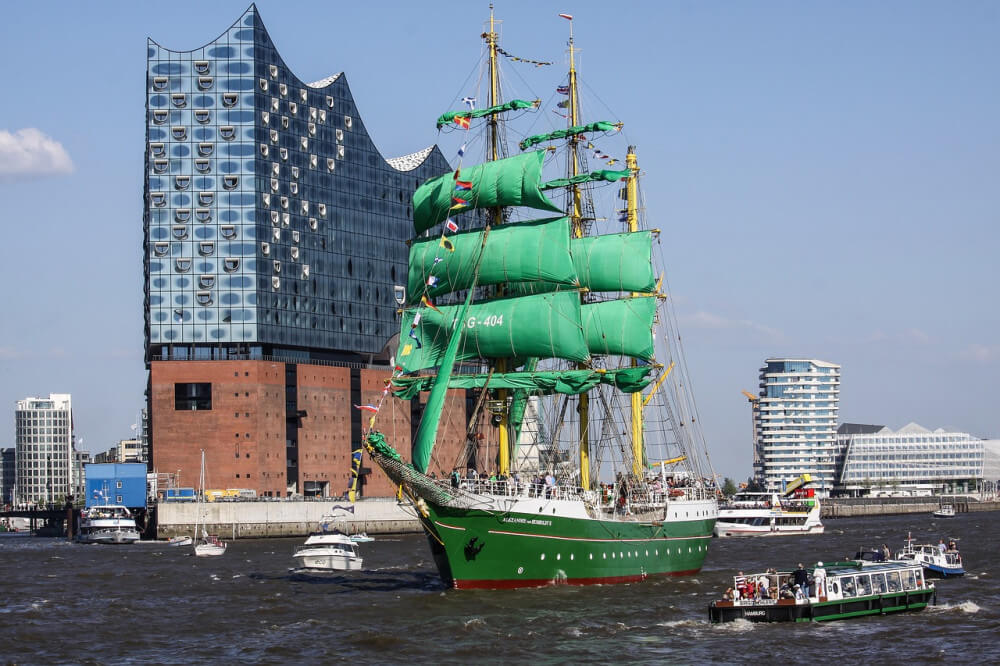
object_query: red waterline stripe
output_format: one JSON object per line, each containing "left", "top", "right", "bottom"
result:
{"left": 453, "top": 569, "right": 701, "bottom": 590}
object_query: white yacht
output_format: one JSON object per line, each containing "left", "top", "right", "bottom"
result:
{"left": 78, "top": 504, "right": 141, "bottom": 545}
{"left": 932, "top": 504, "right": 956, "bottom": 518}
{"left": 714, "top": 475, "right": 823, "bottom": 537}
{"left": 291, "top": 533, "right": 363, "bottom": 575}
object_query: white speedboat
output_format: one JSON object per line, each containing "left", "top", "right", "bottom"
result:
{"left": 350, "top": 533, "right": 375, "bottom": 543}
{"left": 168, "top": 535, "right": 193, "bottom": 547}
{"left": 932, "top": 504, "right": 956, "bottom": 518}
{"left": 78, "top": 505, "right": 141, "bottom": 545}
{"left": 714, "top": 475, "right": 823, "bottom": 537}
{"left": 291, "top": 533, "right": 363, "bottom": 575}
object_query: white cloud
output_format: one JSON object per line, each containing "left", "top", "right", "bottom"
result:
{"left": 0, "top": 128, "right": 74, "bottom": 179}
{"left": 679, "top": 310, "right": 783, "bottom": 340}
{"left": 958, "top": 344, "right": 1000, "bottom": 363}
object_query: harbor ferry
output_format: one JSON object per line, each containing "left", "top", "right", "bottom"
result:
{"left": 78, "top": 504, "right": 141, "bottom": 545}
{"left": 709, "top": 560, "right": 935, "bottom": 623}
{"left": 714, "top": 475, "right": 822, "bottom": 537}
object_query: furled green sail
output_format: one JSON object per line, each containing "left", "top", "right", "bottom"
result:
{"left": 518, "top": 121, "right": 620, "bottom": 150}
{"left": 582, "top": 296, "right": 657, "bottom": 360}
{"left": 412, "top": 151, "right": 561, "bottom": 234}
{"left": 436, "top": 99, "right": 537, "bottom": 129}
{"left": 407, "top": 217, "right": 577, "bottom": 304}
{"left": 509, "top": 231, "right": 657, "bottom": 296}
{"left": 410, "top": 285, "right": 477, "bottom": 474}
{"left": 396, "top": 291, "right": 589, "bottom": 373}
{"left": 391, "top": 366, "right": 654, "bottom": 400}
{"left": 540, "top": 169, "right": 630, "bottom": 190}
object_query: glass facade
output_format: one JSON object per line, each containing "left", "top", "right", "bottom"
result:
{"left": 753, "top": 358, "right": 841, "bottom": 495}
{"left": 837, "top": 425, "right": 984, "bottom": 494}
{"left": 145, "top": 7, "right": 453, "bottom": 360}
{"left": 14, "top": 394, "right": 75, "bottom": 505}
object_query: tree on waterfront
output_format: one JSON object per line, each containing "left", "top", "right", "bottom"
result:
{"left": 722, "top": 477, "right": 738, "bottom": 497}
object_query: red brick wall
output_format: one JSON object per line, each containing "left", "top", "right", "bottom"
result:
{"left": 150, "top": 360, "right": 286, "bottom": 497}
{"left": 295, "top": 365, "right": 351, "bottom": 498}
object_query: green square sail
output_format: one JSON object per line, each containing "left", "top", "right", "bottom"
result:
{"left": 582, "top": 296, "right": 657, "bottom": 360}
{"left": 407, "top": 217, "right": 577, "bottom": 304}
{"left": 396, "top": 291, "right": 589, "bottom": 373}
{"left": 412, "top": 151, "right": 561, "bottom": 234}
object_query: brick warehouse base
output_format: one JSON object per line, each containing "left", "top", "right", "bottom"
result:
{"left": 150, "top": 359, "right": 468, "bottom": 499}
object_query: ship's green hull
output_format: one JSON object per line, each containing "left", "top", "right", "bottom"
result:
{"left": 418, "top": 501, "right": 715, "bottom": 589}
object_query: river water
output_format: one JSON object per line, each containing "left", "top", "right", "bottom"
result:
{"left": 0, "top": 512, "right": 994, "bottom": 664}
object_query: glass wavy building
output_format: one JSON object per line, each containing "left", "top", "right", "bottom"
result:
{"left": 752, "top": 358, "right": 841, "bottom": 495}
{"left": 142, "top": 6, "right": 468, "bottom": 498}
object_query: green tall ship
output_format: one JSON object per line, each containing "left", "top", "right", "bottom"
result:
{"left": 363, "top": 9, "right": 718, "bottom": 589}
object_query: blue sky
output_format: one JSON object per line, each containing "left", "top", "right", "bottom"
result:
{"left": 0, "top": 1, "right": 997, "bottom": 480}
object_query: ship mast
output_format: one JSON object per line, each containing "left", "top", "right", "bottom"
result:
{"left": 485, "top": 5, "right": 512, "bottom": 476}
{"left": 626, "top": 146, "right": 643, "bottom": 478}
{"left": 565, "top": 16, "right": 592, "bottom": 490}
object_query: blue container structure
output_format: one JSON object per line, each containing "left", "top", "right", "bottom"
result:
{"left": 84, "top": 463, "right": 148, "bottom": 509}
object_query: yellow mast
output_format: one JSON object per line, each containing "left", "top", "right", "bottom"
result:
{"left": 565, "top": 17, "right": 591, "bottom": 490}
{"left": 626, "top": 146, "right": 644, "bottom": 478}
{"left": 485, "top": 6, "right": 511, "bottom": 476}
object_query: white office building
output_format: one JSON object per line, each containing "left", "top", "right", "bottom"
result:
{"left": 14, "top": 394, "right": 75, "bottom": 506}
{"left": 753, "top": 358, "right": 840, "bottom": 496}
{"left": 836, "top": 422, "right": 986, "bottom": 496}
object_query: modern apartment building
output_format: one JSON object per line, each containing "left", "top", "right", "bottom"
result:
{"left": 144, "top": 6, "right": 465, "bottom": 497}
{"left": 752, "top": 359, "right": 840, "bottom": 495}
{"left": 0, "top": 448, "right": 15, "bottom": 507}
{"left": 14, "top": 394, "right": 76, "bottom": 506}
{"left": 836, "top": 422, "right": 985, "bottom": 496}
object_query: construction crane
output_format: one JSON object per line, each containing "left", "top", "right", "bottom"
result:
{"left": 742, "top": 390, "right": 760, "bottom": 466}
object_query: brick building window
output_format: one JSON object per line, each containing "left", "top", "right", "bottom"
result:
{"left": 175, "top": 383, "right": 212, "bottom": 410}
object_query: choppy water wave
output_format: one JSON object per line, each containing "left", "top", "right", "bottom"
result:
{"left": 0, "top": 513, "right": 997, "bottom": 662}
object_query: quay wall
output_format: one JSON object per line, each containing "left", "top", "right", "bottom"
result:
{"left": 822, "top": 497, "right": 1000, "bottom": 518}
{"left": 155, "top": 498, "right": 420, "bottom": 539}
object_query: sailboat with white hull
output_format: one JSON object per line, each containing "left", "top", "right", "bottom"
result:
{"left": 363, "top": 9, "right": 717, "bottom": 589}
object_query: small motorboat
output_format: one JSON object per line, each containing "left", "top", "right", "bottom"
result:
{"left": 290, "top": 533, "right": 362, "bottom": 576}
{"left": 168, "top": 535, "right": 193, "bottom": 547}
{"left": 895, "top": 532, "right": 964, "bottom": 577}
{"left": 932, "top": 504, "right": 956, "bottom": 518}
{"left": 350, "top": 533, "right": 375, "bottom": 543}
